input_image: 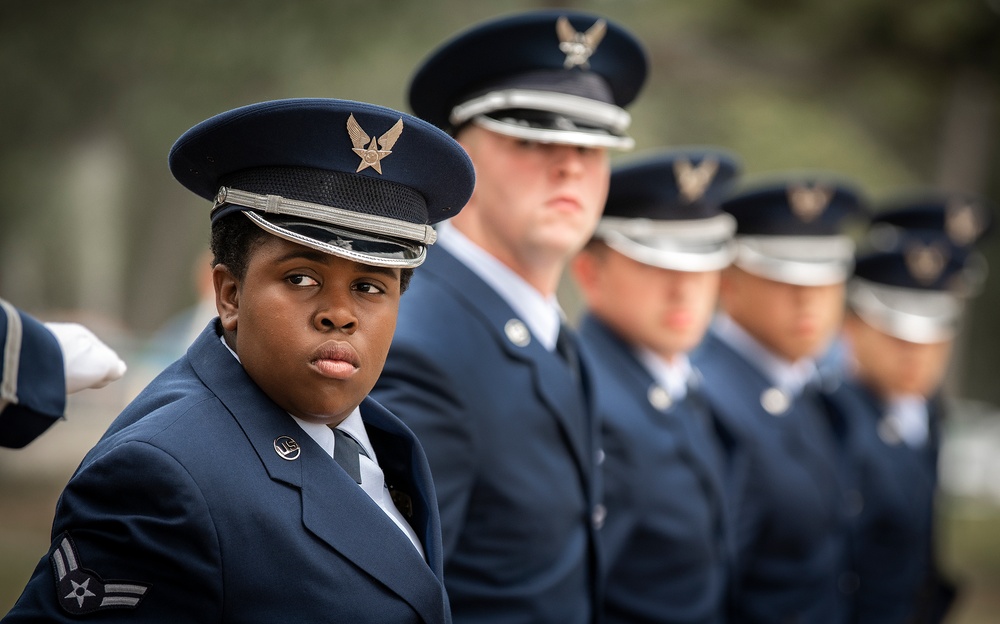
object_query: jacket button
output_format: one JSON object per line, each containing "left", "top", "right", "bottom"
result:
{"left": 592, "top": 504, "right": 607, "bottom": 529}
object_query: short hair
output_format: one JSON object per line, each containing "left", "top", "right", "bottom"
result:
{"left": 209, "top": 213, "right": 413, "bottom": 293}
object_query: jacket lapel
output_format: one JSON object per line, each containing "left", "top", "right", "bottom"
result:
{"left": 422, "top": 248, "right": 593, "bottom": 490}
{"left": 187, "top": 324, "right": 447, "bottom": 623}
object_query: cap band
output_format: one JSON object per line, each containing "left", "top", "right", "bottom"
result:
{"left": 848, "top": 278, "right": 961, "bottom": 344}
{"left": 215, "top": 187, "right": 437, "bottom": 245}
{"left": 735, "top": 235, "right": 855, "bottom": 285}
{"left": 471, "top": 115, "right": 633, "bottom": 150}
{"left": 451, "top": 89, "right": 631, "bottom": 133}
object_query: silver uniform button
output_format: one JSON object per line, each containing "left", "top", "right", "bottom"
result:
{"left": 592, "top": 504, "right": 607, "bottom": 530}
{"left": 761, "top": 387, "right": 790, "bottom": 416}
{"left": 274, "top": 435, "right": 301, "bottom": 460}
{"left": 504, "top": 318, "right": 531, "bottom": 347}
{"left": 648, "top": 385, "right": 672, "bottom": 411}
{"left": 596, "top": 448, "right": 606, "bottom": 466}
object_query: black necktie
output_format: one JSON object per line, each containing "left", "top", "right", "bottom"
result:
{"left": 333, "top": 428, "right": 368, "bottom": 484}
{"left": 555, "top": 323, "right": 580, "bottom": 378}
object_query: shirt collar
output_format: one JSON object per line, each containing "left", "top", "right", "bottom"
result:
{"left": 712, "top": 311, "right": 818, "bottom": 396}
{"left": 437, "top": 222, "right": 563, "bottom": 350}
{"left": 219, "top": 334, "right": 375, "bottom": 460}
{"left": 636, "top": 348, "right": 692, "bottom": 402}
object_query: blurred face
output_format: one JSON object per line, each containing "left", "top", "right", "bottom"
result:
{"left": 452, "top": 126, "right": 609, "bottom": 293}
{"left": 720, "top": 267, "right": 844, "bottom": 362}
{"left": 844, "top": 314, "right": 952, "bottom": 398}
{"left": 572, "top": 245, "right": 721, "bottom": 360}
{"left": 216, "top": 235, "right": 401, "bottom": 426}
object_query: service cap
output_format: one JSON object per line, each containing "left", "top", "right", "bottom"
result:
{"left": 169, "top": 98, "right": 476, "bottom": 268}
{"left": 408, "top": 10, "right": 648, "bottom": 150}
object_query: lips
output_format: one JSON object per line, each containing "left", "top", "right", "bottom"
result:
{"left": 310, "top": 342, "right": 360, "bottom": 379}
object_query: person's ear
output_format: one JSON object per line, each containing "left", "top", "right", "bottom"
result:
{"left": 569, "top": 250, "right": 599, "bottom": 295}
{"left": 214, "top": 264, "right": 240, "bottom": 332}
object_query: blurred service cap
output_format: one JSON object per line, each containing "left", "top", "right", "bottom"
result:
{"left": 721, "top": 177, "right": 869, "bottom": 286}
{"left": 594, "top": 147, "right": 741, "bottom": 271}
{"left": 408, "top": 10, "right": 648, "bottom": 150}
{"left": 168, "top": 98, "right": 476, "bottom": 269}
{"left": 849, "top": 232, "right": 970, "bottom": 344}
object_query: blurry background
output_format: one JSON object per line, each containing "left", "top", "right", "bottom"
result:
{"left": 1, "top": 0, "right": 998, "bottom": 620}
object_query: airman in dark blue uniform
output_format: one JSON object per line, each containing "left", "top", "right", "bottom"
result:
{"left": 826, "top": 193, "right": 993, "bottom": 624}
{"left": 371, "top": 11, "right": 648, "bottom": 624}
{"left": 3, "top": 98, "right": 475, "bottom": 623}
{"left": 570, "top": 148, "right": 741, "bottom": 624}
{"left": 692, "top": 178, "right": 869, "bottom": 623}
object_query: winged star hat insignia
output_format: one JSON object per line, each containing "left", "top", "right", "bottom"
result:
{"left": 347, "top": 114, "right": 404, "bottom": 174}
{"left": 905, "top": 241, "right": 948, "bottom": 285}
{"left": 946, "top": 199, "right": 983, "bottom": 246}
{"left": 556, "top": 16, "right": 607, "bottom": 69}
{"left": 788, "top": 184, "right": 833, "bottom": 222}
{"left": 674, "top": 157, "right": 719, "bottom": 203}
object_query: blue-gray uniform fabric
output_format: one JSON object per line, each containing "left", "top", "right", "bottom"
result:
{"left": 692, "top": 331, "right": 850, "bottom": 624}
{"left": 823, "top": 382, "right": 955, "bottom": 624}
{"left": 371, "top": 245, "right": 601, "bottom": 624}
{"left": 3, "top": 320, "right": 450, "bottom": 624}
{"left": 0, "top": 301, "right": 66, "bottom": 448}
{"left": 578, "top": 313, "right": 734, "bottom": 624}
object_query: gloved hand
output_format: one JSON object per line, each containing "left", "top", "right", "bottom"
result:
{"left": 43, "top": 322, "right": 128, "bottom": 394}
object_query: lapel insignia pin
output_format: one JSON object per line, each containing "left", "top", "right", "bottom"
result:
{"left": 787, "top": 184, "right": 833, "bottom": 222}
{"left": 674, "top": 157, "right": 719, "bottom": 203}
{"left": 556, "top": 16, "right": 606, "bottom": 69}
{"left": 504, "top": 319, "right": 531, "bottom": 347}
{"left": 51, "top": 533, "right": 150, "bottom": 615}
{"left": 905, "top": 241, "right": 947, "bottom": 284}
{"left": 273, "top": 435, "right": 301, "bottom": 461}
{"left": 347, "top": 113, "right": 404, "bottom": 174}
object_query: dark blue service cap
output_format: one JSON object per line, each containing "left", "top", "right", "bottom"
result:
{"left": 849, "top": 232, "right": 969, "bottom": 344}
{"left": 408, "top": 9, "right": 648, "bottom": 150}
{"left": 867, "top": 191, "right": 994, "bottom": 253}
{"left": 594, "top": 148, "right": 741, "bottom": 271}
{"left": 721, "top": 177, "right": 869, "bottom": 285}
{"left": 169, "top": 98, "right": 476, "bottom": 269}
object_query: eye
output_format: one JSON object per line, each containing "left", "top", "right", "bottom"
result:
{"left": 354, "top": 281, "right": 385, "bottom": 295}
{"left": 287, "top": 274, "right": 319, "bottom": 287}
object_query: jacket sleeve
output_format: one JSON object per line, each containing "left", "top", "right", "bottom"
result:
{"left": 3, "top": 440, "right": 224, "bottom": 622}
{"left": 0, "top": 299, "right": 66, "bottom": 448}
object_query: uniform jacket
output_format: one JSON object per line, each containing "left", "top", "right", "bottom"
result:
{"left": 3, "top": 320, "right": 450, "bottom": 624}
{"left": 372, "top": 245, "right": 601, "bottom": 624}
{"left": 692, "top": 330, "right": 849, "bottom": 624}
{"left": 578, "top": 314, "right": 733, "bottom": 624}
{"left": 0, "top": 300, "right": 65, "bottom": 448}
{"left": 822, "top": 382, "right": 955, "bottom": 624}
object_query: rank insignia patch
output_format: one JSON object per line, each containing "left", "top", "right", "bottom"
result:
{"left": 50, "top": 533, "right": 150, "bottom": 615}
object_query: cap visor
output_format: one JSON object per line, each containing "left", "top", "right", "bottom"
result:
{"left": 245, "top": 212, "right": 426, "bottom": 268}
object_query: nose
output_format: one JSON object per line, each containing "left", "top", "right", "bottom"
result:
{"left": 551, "top": 145, "right": 587, "bottom": 178}
{"left": 314, "top": 295, "right": 358, "bottom": 334}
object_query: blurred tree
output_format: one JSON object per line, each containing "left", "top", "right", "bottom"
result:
{"left": 0, "top": 0, "right": 997, "bottom": 400}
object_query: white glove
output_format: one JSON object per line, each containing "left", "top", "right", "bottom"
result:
{"left": 43, "top": 322, "right": 128, "bottom": 394}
